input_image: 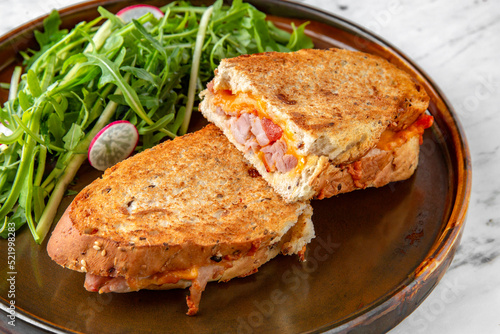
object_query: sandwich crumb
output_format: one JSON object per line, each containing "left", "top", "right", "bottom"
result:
{"left": 210, "top": 255, "right": 222, "bottom": 263}
{"left": 247, "top": 167, "right": 260, "bottom": 178}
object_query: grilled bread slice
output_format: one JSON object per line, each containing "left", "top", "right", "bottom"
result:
{"left": 47, "top": 124, "right": 314, "bottom": 316}
{"left": 199, "top": 48, "right": 432, "bottom": 202}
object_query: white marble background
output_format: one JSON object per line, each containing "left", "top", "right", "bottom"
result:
{"left": 0, "top": 0, "right": 499, "bottom": 333}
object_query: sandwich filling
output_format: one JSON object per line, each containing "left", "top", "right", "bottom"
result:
{"left": 207, "top": 83, "right": 434, "bottom": 174}
{"left": 208, "top": 82, "right": 305, "bottom": 174}
{"left": 84, "top": 265, "right": 222, "bottom": 316}
{"left": 79, "top": 220, "right": 310, "bottom": 316}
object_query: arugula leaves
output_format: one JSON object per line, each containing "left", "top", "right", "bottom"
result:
{"left": 0, "top": 0, "right": 313, "bottom": 242}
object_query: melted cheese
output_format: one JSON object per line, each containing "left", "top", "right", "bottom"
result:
{"left": 128, "top": 267, "right": 199, "bottom": 290}
{"left": 376, "top": 114, "right": 434, "bottom": 151}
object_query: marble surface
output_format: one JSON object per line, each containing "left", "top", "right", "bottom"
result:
{"left": 0, "top": 0, "right": 499, "bottom": 333}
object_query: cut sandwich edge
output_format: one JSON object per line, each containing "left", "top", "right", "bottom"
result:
{"left": 210, "top": 49, "right": 431, "bottom": 165}
{"left": 200, "top": 90, "right": 429, "bottom": 202}
{"left": 199, "top": 91, "right": 319, "bottom": 202}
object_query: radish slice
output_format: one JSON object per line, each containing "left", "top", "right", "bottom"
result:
{"left": 116, "top": 5, "right": 164, "bottom": 23}
{"left": 88, "top": 120, "right": 139, "bottom": 171}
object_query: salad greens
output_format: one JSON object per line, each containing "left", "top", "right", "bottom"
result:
{"left": 0, "top": 0, "right": 313, "bottom": 243}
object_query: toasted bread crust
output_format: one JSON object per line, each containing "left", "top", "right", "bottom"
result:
{"left": 205, "top": 48, "right": 429, "bottom": 164}
{"left": 47, "top": 125, "right": 314, "bottom": 279}
{"left": 199, "top": 90, "right": 422, "bottom": 202}
{"left": 312, "top": 135, "right": 420, "bottom": 199}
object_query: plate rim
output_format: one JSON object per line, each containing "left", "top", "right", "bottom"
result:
{"left": 270, "top": 1, "right": 472, "bottom": 332}
{"left": 0, "top": 1, "right": 472, "bottom": 333}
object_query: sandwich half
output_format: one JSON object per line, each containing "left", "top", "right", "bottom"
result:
{"left": 47, "top": 124, "right": 314, "bottom": 316}
{"left": 199, "top": 48, "right": 433, "bottom": 202}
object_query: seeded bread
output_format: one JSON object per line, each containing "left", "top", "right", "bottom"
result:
{"left": 200, "top": 95, "right": 421, "bottom": 201}
{"left": 202, "top": 48, "right": 429, "bottom": 164}
{"left": 47, "top": 124, "right": 314, "bottom": 284}
{"left": 312, "top": 135, "right": 420, "bottom": 199}
{"left": 199, "top": 48, "right": 430, "bottom": 202}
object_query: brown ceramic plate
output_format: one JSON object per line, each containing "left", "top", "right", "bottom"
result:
{"left": 0, "top": 1, "right": 471, "bottom": 333}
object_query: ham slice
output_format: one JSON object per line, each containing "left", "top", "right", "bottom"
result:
{"left": 244, "top": 137, "right": 259, "bottom": 153}
{"left": 97, "top": 277, "right": 130, "bottom": 293}
{"left": 227, "top": 112, "right": 296, "bottom": 172}
{"left": 84, "top": 274, "right": 131, "bottom": 293}
{"left": 250, "top": 115, "right": 270, "bottom": 147}
{"left": 84, "top": 265, "right": 224, "bottom": 315}
{"left": 186, "top": 265, "right": 223, "bottom": 316}
{"left": 230, "top": 113, "right": 252, "bottom": 145}
{"left": 262, "top": 139, "right": 286, "bottom": 162}
{"left": 84, "top": 273, "right": 113, "bottom": 292}
{"left": 261, "top": 140, "right": 297, "bottom": 173}
{"left": 276, "top": 154, "right": 298, "bottom": 173}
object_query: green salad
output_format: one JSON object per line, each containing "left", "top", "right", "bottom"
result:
{"left": 0, "top": 0, "right": 313, "bottom": 243}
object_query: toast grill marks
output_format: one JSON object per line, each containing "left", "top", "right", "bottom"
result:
{"left": 47, "top": 125, "right": 314, "bottom": 315}
{"left": 206, "top": 85, "right": 433, "bottom": 177}
{"left": 208, "top": 48, "right": 430, "bottom": 165}
{"left": 200, "top": 48, "right": 432, "bottom": 201}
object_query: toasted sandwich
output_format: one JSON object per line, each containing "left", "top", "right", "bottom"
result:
{"left": 47, "top": 124, "right": 314, "bottom": 316}
{"left": 199, "top": 48, "right": 433, "bottom": 202}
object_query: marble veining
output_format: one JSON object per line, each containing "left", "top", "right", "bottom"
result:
{"left": 0, "top": 0, "right": 499, "bottom": 333}
{"left": 450, "top": 235, "right": 500, "bottom": 269}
